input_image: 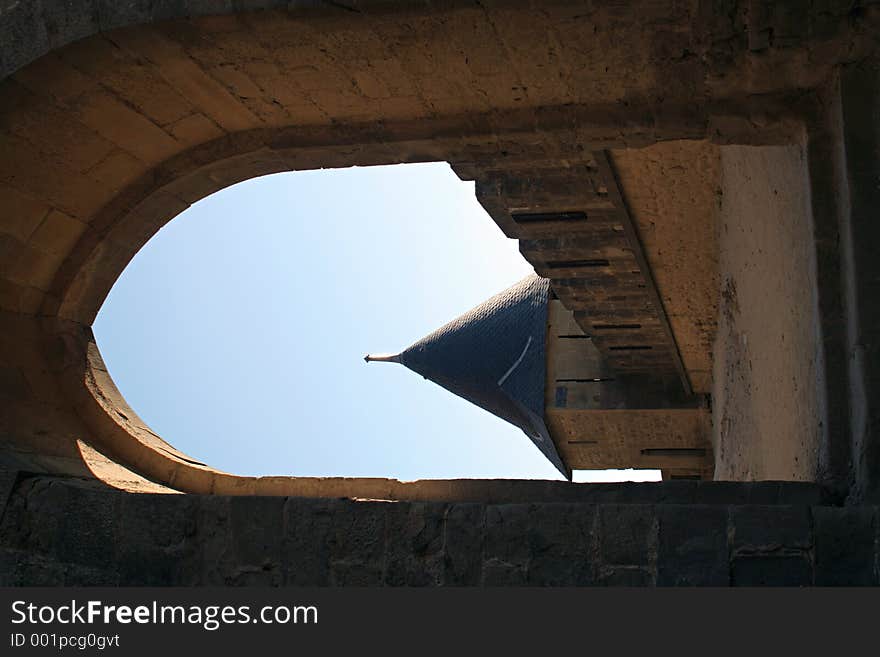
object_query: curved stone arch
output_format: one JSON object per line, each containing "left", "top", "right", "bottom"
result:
{"left": 0, "top": 1, "right": 871, "bottom": 497}
{"left": 45, "top": 131, "right": 491, "bottom": 496}
{"left": 2, "top": 5, "right": 617, "bottom": 495}
{"left": 2, "top": 1, "right": 879, "bottom": 590}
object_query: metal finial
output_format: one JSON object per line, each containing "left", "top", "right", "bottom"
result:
{"left": 364, "top": 353, "right": 401, "bottom": 364}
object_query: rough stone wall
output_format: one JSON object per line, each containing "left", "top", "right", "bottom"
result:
{"left": 5, "top": 475, "right": 876, "bottom": 587}
{"left": 713, "top": 144, "right": 824, "bottom": 481}
{"left": 611, "top": 141, "right": 721, "bottom": 394}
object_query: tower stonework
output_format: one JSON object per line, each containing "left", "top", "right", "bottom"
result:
{"left": 545, "top": 299, "right": 714, "bottom": 481}
{"left": 1, "top": 1, "right": 880, "bottom": 585}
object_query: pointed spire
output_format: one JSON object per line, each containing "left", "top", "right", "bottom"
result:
{"left": 364, "top": 273, "right": 569, "bottom": 478}
{"left": 364, "top": 353, "right": 401, "bottom": 364}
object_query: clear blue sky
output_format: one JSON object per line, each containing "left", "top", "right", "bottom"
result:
{"left": 93, "top": 162, "right": 659, "bottom": 482}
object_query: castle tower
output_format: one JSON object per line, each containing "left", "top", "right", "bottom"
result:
{"left": 367, "top": 274, "right": 714, "bottom": 481}
{"left": 366, "top": 274, "right": 568, "bottom": 477}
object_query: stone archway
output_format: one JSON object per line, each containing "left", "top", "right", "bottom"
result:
{"left": 2, "top": 1, "right": 880, "bottom": 587}
{"left": 0, "top": 2, "right": 875, "bottom": 497}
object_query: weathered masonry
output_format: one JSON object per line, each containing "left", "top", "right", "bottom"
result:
{"left": 1, "top": 1, "right": 880, "bottom": 585}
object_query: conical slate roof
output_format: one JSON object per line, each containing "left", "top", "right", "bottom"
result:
{"left": 374, "top": 274, "right": 567, "bottom": 478}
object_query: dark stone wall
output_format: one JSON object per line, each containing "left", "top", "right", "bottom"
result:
{"left": 1, "top": 475, "right": 876, "bottom": 586}
{"left": 840, "top": 59, "right": 880, "bottom": 502}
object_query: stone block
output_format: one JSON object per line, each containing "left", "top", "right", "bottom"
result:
{"left": 732, "top": 506, "right": 812, "bottom": 553}
{"left": 598, "top": 566, "right": 653, "bottom": 586}
{"left": 598, "top": 504, "right": 656, "bottom": 566}
{"left": 650, "top": 480, "right": 698, "bottom": 504}
{"left": 168, "top": 113, "right": 225, "bottom": 147}
{"left": 28, "top": 210, "right": 87, "bottom": 256}
{"left": 86, "top": 149, "right": 144, "bottom": 195}
{"left": 0, "top": 132, "right": 107, "bottom": 219}
{"left": 0, "top": 479, "right": 120, "bottom": 586}
{"left": 116, "top": 26, "right": 258, "bottom": 133}
{"left": 5, "top": 242, "right": 64, "bottom": 290}
{"left": 193, "top": 495, "right": 232, "bottom": 585}
{"left": 732, "top": 555, "right": 813, "bottom": 586}
{"left": 118, "top": 547, "right": 188, "bottom": 586}
{"left": 385, "top": 502, "right": 445, "bottom": 586}
{"left": 657, "top": 505, "right": 729, "bottom": 586}
{"left": 527, "top": 504, "right": 596, "bottom": 586}
{"left": 776, "top": 483, "right": 830, "bottom": 506}
{"left": 482, "top": 504, "right": 532, "bottom": 585}
{"left": 481, "top": 560, "right": 528, "bottom": 585}
{"left": 72, "top": 89, "right": 178, "bottom": 164}
{"left": 0, "top": 277, "right": 41, "bottom": 313}
{"left": 692, "top": 481, "right": 749, "bottom": 505}
{"left": 66, "top": 35, "right": 197, "bottom": 128}
{"left": 0, "top": 183, "right": 51, "bottom": 242}
{"left": 63, "top": 562, "right": 120, "bottom": 586}
{"left": 2, "top": 80, "right": 117, "bottom": 174}
{"left": 0, "top": 548, "right": 24, "bottom": 585}
{"left": 443, "top": 503, "right": 483, "bottom": 586}
{"left": 813, "top": 506, "right": 877, "bottom": 586}
{"left": 10, "top": 553, "right": 67, "bottom": 586}
{"left": 229, "top": 495, "right": 285, "bottom": 569}
{"left": 326, "top": 500, "right": 386, "bottom": 586}
{"left": 743, "top": 482, "right": 784, "bottom": 504}
{"left": 34, "top": 480, "right": 120, "bottom": 570}
{"left": 284, "top": 497, "right": 335, "bottom": 585}
{"left": 12, "top": 51, "right": 96, "bottom": 105}
{"left": 117, "top": 492, "right": 198, "bottom": 586}
{"left": 483, "top": 504, "right": 531, "bottom": 570}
